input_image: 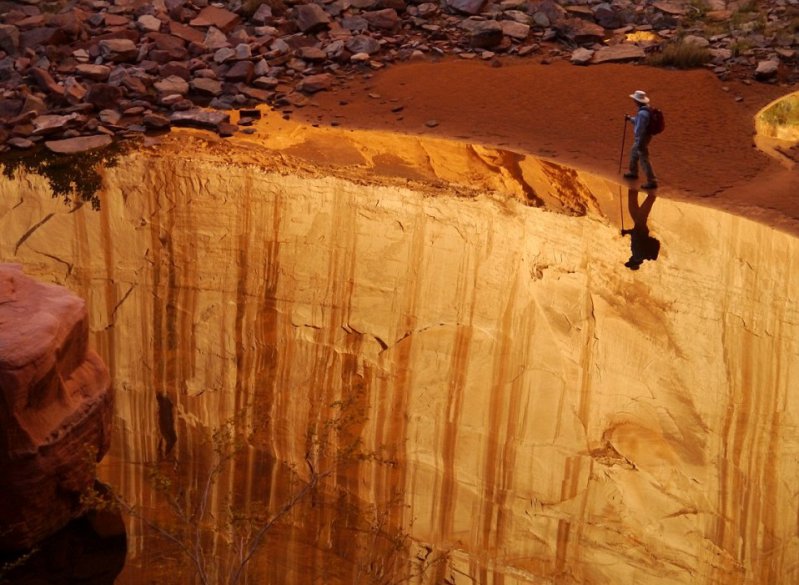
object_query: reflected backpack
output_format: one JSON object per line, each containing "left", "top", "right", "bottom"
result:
{"left": 647, "top": 107, "right": 665, "bottom": 135}
{"left": 644, "top": 236, "right": 660, "bottom": 261}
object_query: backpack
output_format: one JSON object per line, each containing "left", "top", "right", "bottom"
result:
{"left": 647, "top": 107, "right": 665, "bottom": 135}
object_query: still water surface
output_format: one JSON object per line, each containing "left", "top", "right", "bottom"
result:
{"left": 2, "top": 113, "right": 799, "bottom": 584}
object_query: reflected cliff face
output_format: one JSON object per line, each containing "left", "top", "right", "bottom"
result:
{"left": 1, "top": 111, "right": 799, "bottom": 585}
{"left": 757, "top": 90, "right": 799, "bottom": 140}
{"left": 0, "top": 485, "right": 126, "bottom": 585}
{"left": 755, "top": 90, "right": 799, "bottom": 166}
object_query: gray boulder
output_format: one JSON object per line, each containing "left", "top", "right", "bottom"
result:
{"left": 86, "top": 84, "right": 124, "bottom": 109}
{"left": 32, "top": 114, "right": 79, "bottom": 135}
{"left": 75, "top": 64, "right": 112, "bottom": 81}
{"left": 682, "top": 35, "right": 710, "bottom": 48}
{"left": 170, "top": 109, "right": 230, "bottom": 131}
{"left": 214, "top": 47, "right": 237, "bottom": 63}
{"left": 252, "top": 4, "right": 273, "bottom": 24}
{"left": 504, "top": 10, "right": 531, "bottom": 24}
{"left": 299, "top": 46, "right": 327, "bottom": 61}
{"left": 561, "top": 18, "right": 604, "bottom": 45}
{"left": 297, "top": 73, "right": 333, "bottom": 93}
{"left": 143, "top": 114, "right": 171, "bottom": 129}
{"left": 570, "top": 47, "right": 594, "bottom": 65}
{"left": 224, "top": 61, "right": 254, "bottom": 83}
{"left": 346, "top": 35, "right": 381, "bottom": 55}
{"left": 532, "top": 12, "right": 550, "bottom": 27}
{"left": 99, "top": 39, "right": 139, "bottom": 62}
{"left": 0, "top": 57, "right": 17, "bottom": 83}
{"left": 190, "top": 77, "right": 223, "bottom": 96}
{"left": 0, "top": 25, "right": 19, "bottom": 55}
{"left": 448, "top": 0, "right": 485, "bottom": 16}
{"left": 8, "top": 137, "right": 34, "bottom": 149}
{"left": 137, "top": 15, "right": 162, "bottom": 33}
{"left": 754, "top": 59, "right": 779, "bottom": 80}
{"left": 342, "top": 16, "right": 369, "bottom": 32}
{"left": 363, "top": 9, "right": 399, "bottom": 30}
{"left": 99, "top": 109, "right": 122, "bottom": 125}
{"left": 502, "top": 20, "right": 530, "bottom": 40}
{"left": 154, "top": 75, "right": 189, "bottom": 95}
{"left": 592, "top": 3, "right": 624, "bottom": 29}
{"left": 468, "top": 20, "right": 503, "bottom": 49}
{"left": 204, "top": 27, "right": 230, "bottom": 51}
{"left": 294, "top": 4, "right": 331, "bottom": 33}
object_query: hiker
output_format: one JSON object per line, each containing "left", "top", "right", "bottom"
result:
{"left": 624, "top": 90, "right": 658, "bottom": 190}
{"left": 621, "top": 189, "right": 659, "bottom": 270}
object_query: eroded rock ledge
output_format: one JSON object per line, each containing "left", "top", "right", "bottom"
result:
{"left": 0, "top": 264, "right": 112, "bottom": 551}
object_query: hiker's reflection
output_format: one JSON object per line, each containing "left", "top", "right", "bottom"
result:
{"left": 621, "top": 189, "right": 660, "bottom": 270}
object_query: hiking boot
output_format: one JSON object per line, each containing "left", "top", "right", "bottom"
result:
{"left": 623, "top": 172, "right": 638, "bottom": 179}
{"left": 641, "top": 181, "right": 658, "bottom": 190}
{"left": 625, "top": 260, "right": 641, "bottom": 270}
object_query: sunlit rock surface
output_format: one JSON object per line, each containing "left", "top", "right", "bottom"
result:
{"left": 0, "top": 264, "right": 112, "bottom": 550}
{"left": 0, "top": 112, "right": 798, "bottom": 584}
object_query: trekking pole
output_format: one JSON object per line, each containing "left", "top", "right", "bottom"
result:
{"left": 619, "top": 185, "right": 624, "bottom": 233}
{"left": 617, "top": 115, "right": 628, "bottom": 175}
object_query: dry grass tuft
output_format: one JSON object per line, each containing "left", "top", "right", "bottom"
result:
{"left": 647, "top": 41, "right": 712, "bottom": 69}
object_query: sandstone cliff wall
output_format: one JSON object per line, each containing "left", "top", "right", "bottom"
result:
{"left": 0, "top": 131, "right": 797, "bottom": 584}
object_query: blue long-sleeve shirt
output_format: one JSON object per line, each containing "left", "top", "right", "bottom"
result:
{"left": 632, "top": 107, "right": 651, "bottom": 143}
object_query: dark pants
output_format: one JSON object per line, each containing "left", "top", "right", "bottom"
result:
{"left": 629, "top": 136, "right": 656, "bottom": 182}
{"left": 623, "top": 191, "right": 658, "bottom": 268}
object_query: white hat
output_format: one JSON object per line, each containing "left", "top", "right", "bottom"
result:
{"left": 630, "top": 90, "right": 650, "bottom": 104}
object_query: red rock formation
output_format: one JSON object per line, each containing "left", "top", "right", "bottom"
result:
{"left": 0, "top": 264, "right": 112, "bottom": 551}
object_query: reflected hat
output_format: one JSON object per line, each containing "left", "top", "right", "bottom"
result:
{"left": 630, "top": 90, "right": 650, "bottom": 104}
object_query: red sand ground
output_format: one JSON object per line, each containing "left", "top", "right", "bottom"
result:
{"left": 297, "top": 60, "right": 799, "bottom": 233}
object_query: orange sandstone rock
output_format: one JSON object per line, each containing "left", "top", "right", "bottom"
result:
{"left": 0, "top": 264, "right": 112, "bottom": 551}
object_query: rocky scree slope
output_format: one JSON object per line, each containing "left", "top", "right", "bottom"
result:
{"left": 0, "top": 0, "right": 797, "bottom": 153}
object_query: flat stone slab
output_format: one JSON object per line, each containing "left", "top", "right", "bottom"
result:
{"left": 189, "top": 6, "right": 241, "bottom": 32}
{"left": 170, "top": 109, "right": 230, "bottom": 130}
{"left": 653, "top": 1, "right": 686, "bottom": 15}
{"left": 571, "top": 47, "right": 594, "bottom": 65}
{"left": 33, "top": 113, "right": 78, "bottom": 135}
{"left": 45, "top": 134, "right": 113, "bottom": 153}
{"left": 592, "top": 44, "right": 646, "bottom": 64}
